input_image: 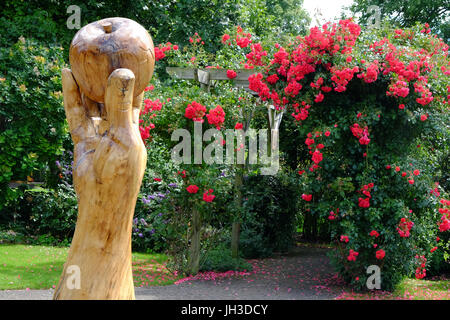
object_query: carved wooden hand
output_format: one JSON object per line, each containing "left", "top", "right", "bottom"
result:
{"left": 53, "top": 68, "right": 146, "bottom": 300}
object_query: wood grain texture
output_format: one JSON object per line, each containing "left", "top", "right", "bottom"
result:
{"left": 70, "top": 17, "right": 155, "bottom": 103}
{"left": 56, "top": 21, "right": 155, "bottom": 299}
{"left": 54, "top": 68, "right": 147, "bottom": 300}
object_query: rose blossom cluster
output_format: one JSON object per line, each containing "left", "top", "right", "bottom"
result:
{"left": 139, "top": 89, "right": 164, "bottom": 142}
{"left": 154, "top": 42, "right": 178, "bottom": 61}
{"left": 438, "top": 199, "right": 450, "bottom": 232}
{"left": 397, "top": 217, "right": 414, "bottom": 238}
{"left": 185, "top": 101, "right": 207, "bottom": 122}
{"left": 350, "top": 123, "right": 370, "bottom": 145}
{"left": 357, "top": 183, "right": 374, "bottom": 208}
{"left": 186, "top": 184, "right": 216, "bottom": 203}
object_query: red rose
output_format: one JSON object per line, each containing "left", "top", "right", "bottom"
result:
{"left": 226, "top": 69, "right": 237, "bottom": 79}
{"left": 376, "top": 249, "right": 385, "bottom": 260}
{"left": 186, "top": 185, "right": 199, "bottom": 194}
{"left": 203, "top": 189, "right": 215, "bottom": 202}
{"left": 222, "top": 34, "right": 230, "bottom": 43}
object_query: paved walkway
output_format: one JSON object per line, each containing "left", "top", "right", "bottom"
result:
{"left": 0, "top": 246, "right": 346, "bottom": 300}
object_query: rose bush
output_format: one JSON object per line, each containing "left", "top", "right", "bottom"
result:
{"left": 243, "top": 19, "right": 449, "bottom": 290}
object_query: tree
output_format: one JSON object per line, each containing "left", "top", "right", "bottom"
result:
{"left": 349, "top": 0, "right": 450, "bottom": 42}
{"left": 237, "top": 0, "right": 311, "bottom": 37}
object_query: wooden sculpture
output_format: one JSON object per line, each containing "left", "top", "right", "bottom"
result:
{"left": 53, "top": 18, "right": 155, "bottom": 300}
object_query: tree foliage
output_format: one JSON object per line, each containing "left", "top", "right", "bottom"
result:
{"left": 349, "top": 0, "right": 450, "bottom": 42}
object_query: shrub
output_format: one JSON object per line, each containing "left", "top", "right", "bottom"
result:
{"left": 25, "top": 184, "right": 77, "bottom": 240}
{"left": 245, "top": 20, "right": 450, "bottom": 290}
{"left": 0, "top": 38, "right": 68, "bottom": 210}
{"left": 200, "top": 244, "right": 252, "bottom": 272}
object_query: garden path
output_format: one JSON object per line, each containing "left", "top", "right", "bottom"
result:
{"left": 0, "top": 246, "right": 346, "bottom": 300}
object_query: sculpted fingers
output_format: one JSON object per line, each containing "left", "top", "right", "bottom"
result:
{"left": 132, "top": 92, "right": 144, "bottom": 129}
{"left": 62, "top": 68, "right": 96, "bottom": 144}
{"left": 104, "top": 68, "right": 136, "bottom": 129}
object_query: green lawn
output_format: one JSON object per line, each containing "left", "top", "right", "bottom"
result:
{"left": 336, "top": 277, "right": 450, "bottom": 300}
{"left": 0, "top": 244, "right": 181, "bottom": 290}
{"left": 394, "top": 278, "right": 450, "bottom": 300}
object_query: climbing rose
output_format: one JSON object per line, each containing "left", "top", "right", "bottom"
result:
{"left": 312, "top": 150, "right": 323, "bottom": 164}
{"left": 397, "top": 218, "right": 414, "bottom": 237}
{"left": 186, "top": 185, "right": 199, "bottom": 194}
{"left": 203, "top": 189, "right": 215, "bottom": 202}
{"left": 370, "top": 230, "right": 379, "bottom": 238}
{"left": 266, "top": 74, "right": 279, "bottom": 84}
{"left": 235, "top": 122, "right": 243, "bottom": 130}
{"left": 185, "top": 101, "right": 206, "bottom": 122}
{"left": 206, "top": 105, "right": 226, "bottom": 129}
{"left": 226, "top": 70, "right": 237, "bottom": 79}
{"left": 347, "top": 249, "right": 359, "bottom": 261}
{"left": 302, "top": 194, "right": 312, "bottom": 201}
{"left": 358, "top": 197, "right": 370, "bottom": 208}
{"left": 376, "top": 249, "right": 385, "bottom": 260}
{"left": 328, "top": 211, "right": 336, "bottom": 220}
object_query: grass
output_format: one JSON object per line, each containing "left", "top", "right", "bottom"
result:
{"left": 0, "top": 244, "right": 181, "bottom": 290}
{"left": 336, "top": 277, "right": 450, "bottom": 300}
{"left": 393, "top": 277, "right": 450, "bottom": 300}
{"left": 1, "top": 244, "right": 449, "bottom": 299}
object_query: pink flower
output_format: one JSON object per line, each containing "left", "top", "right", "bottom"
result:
{"left": 302, "top": 194, "right": 312, "bottom": 201}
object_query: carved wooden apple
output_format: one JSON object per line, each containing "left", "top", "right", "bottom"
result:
{"left": 69, "top": 17, "right": 155, "bottom": 103}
